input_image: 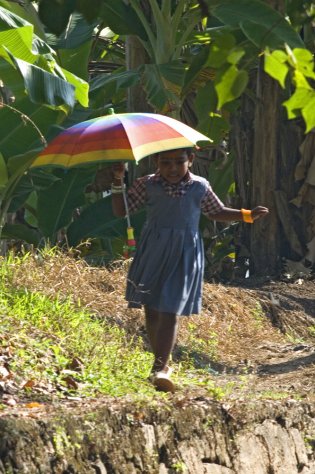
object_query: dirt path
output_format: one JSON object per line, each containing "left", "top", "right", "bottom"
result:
{"left": 178, "top": 278, "right": 315, "bottom": 402}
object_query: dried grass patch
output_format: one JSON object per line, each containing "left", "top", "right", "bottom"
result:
{"left": 9, "top": 253, "right": 142, "bottom": 330}
{"left": 8, "top": 252, "right": 285, "bottom": 366}
{"left": 182, "top": 285, "right": 285, "bottom": 366}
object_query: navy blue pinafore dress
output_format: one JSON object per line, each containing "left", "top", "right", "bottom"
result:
{"left": 126, "top": 176, "right": 208, "bottom": 316}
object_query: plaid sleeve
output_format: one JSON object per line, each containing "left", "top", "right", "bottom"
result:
{"left": 127, "top": 176, "right": 148, "bottom": 213}
{"left": 200, "top": 182, "right": 225, "bottom": 217}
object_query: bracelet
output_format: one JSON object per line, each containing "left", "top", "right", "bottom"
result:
{"left": 241, "top": 208, "right": 254, "bottom": 224}
{"left": 111, "top": 183, "right": 126, "bottom": 194}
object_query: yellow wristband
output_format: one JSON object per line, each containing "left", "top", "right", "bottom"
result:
{"left": 241, "top": 209, "right": 254, "bottom": 224}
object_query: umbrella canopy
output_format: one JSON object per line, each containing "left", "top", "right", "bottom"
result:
{"left": 31, "top": 112, "right": 212, "bottom": 168}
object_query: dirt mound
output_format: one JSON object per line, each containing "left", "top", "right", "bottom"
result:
{"left": 8, "top": 252, "right": 315, "bottom": 402}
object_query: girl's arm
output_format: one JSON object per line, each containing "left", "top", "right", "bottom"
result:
{"left": 210, "top": 206, "right": 269, "bottom": 222}
{"left": 111, "top": 162, "right": 147, "bottom": 217}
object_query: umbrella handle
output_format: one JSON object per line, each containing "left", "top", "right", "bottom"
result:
{"left": 120, "top": 176, "right": 137, "bottom": 258}
{"left": 121, "top": 176, "right": 131, "bottom": 228}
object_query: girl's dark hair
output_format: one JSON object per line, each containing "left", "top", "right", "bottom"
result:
{"left": 182, "top": 147, "right": 194, "bottom": 154}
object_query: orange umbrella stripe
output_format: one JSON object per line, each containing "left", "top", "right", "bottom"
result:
{"left": 32, "top": 137, "right": 196, "bottom": 168}
{"left": 39, "top": 119, "right": 183, "bottom": 156}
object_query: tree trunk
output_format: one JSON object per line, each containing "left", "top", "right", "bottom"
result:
{"left": 125, "top": 36, "right": 152, "bottom": 114}
{"left": 233, "top": 63, "right": 309, "bottom": 278}
{"left": 125, "top": 35, "right": 155, "bottom": 181}
{"left": 249, "top": 61, "right": 281, "bottom": 276}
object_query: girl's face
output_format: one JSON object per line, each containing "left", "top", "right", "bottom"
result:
{"left": 156, "top": 149, "right": 194, "bottom": 184}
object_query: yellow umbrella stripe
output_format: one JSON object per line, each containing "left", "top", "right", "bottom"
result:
{"left": 32, "top": 137, "right": 201, "bottom": 168}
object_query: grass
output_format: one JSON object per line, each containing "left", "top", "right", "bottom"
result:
{"left": 0, "top": 248, "right": 294, "bottom": 404}
{"left": 0, "top": 249, "right": 227, "bottom": 401}
{"left": 1, "top": 291, "right": 155, "bottom": 398}
{"left": 0, "top": 251, "right": 156, "bottom": 399}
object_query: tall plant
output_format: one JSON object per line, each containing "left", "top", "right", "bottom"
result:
{"left": 0, "top": 4, "right": 89, "bottom": 242}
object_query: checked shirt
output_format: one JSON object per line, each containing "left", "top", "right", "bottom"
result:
{"left": 127, "top": 170, "right": 224, "bottom": 217}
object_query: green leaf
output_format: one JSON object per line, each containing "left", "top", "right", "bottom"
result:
{"left": 61, "top": 67, "right": 89, "bottom": 106}
{"left": 208, "top": 151, "right": 234, "bottom": 200}
{"left": 264, "top": 50, "right": 289, "bottom": 88}
{"left": 67, "top": 196, "right": 146, "bottom": 246}
{"left": 37, "top": 167, "right": 96, "bottom": 240}
{"left": 282, "top": 88, "right": 315, "bottom": 119}
{"left": 6, "top": 166, "right": 60, "bottom": 213}
{"left": 214, "top": 64, "right": 248, "bottom": 109}
{"left": 7, "top": 174, "right": 33, "bottom": 212}
{"left": 227, "top": 47, "right": 245, "bottom": 65}
{"left": 45, "top": 12, "right": 96, "bottom": 49}
{"left": 210, "top": 0, "right": 304, "bottom": 49}
{"left": 76, "top": 0, "right": 102, "bottom": 23}
{"left": 302, "top": 97, "right": 315, "bottom": 133}
{"left": 293, "top": 48, "right": 315, "bottom": 80}
{"left": 199, "top": 112, "right": 230, "bottom": 145}
{"left": 99, "top": 0, "right": 148, "bottom": 40}
{"left": 0, "top": 98, "right": 64, "bottom": 159}
{"left": 89, "top": 68, "right": 140, "bottom": 107}
{"left": 24, "top": 191, "right": 38, "bottom": 228}
{"left": 7, "top": 148, "right": 44, "bottom": 176}
{"left": 0, "top": 25, "right": 35, "bottom": 63}
{"left": 57, "top": 41, "right": 92, "bottom": 81}
{"left": 195, "top": 80, "right": 218, "bottom": 119}
{"left": 206, "top": 31, "right": 236, "bottom": 68}
{"left": 0, "top": 5, "right": 30, "bottom": 29}
{"left": 0, "top": 55, "right": 26, "bottom": 99}
{"left": 90, "top": 68, "right": 140, "bottom": 92}
{"left": 159, "top": 61, "right": 187, "bottom": 88}
{"left": 11, "top": 56, "right": 76, "bottom": 107}
{"left": 240, "top": 20, "right": 289, "bottom": 50}
{"left": 293, "top": 70, "right": 313, "bottom": 89}
{"left": 0, "top": 0, "right": 46, "bottom": 38}
{"left": 38, "top": 0, "right": 76, "bottom": 36}
{"left": 1, "top": 148, "right": 44, "bottom": 209}
{"left": 0, "top": 152, "right": 8, "bottom": 190}
{"left": 1, "top": 223, "right": 40, "bottom": 245}
{"left": 182, "top": 45, "right": 210, "bottom": 95}
{"left": 142, "top": 63, "right": 181, "bottom": 111}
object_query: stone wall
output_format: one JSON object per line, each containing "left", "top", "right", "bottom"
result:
{"left": 0, "top": 398, "right": 314, "bottom": 473}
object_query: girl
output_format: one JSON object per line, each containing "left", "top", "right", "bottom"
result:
{"left": 112, "top": 148, "right": 268, "bottom": 392}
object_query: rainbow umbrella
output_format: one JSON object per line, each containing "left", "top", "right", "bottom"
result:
{"left": 31, "top": 112, "right": 212, "bottom": 168}
{"left": 31, "top": 112, "right": 212, "bottom": 257}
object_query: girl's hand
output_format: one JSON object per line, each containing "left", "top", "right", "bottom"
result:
{"left": 251, "top": 206, "right": 269, "bottom": 221}
{"left": 112, "top": 162, "right": 125, "bottom": 180}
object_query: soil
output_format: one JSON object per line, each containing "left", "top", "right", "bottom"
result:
{"left": 199, "top": 277, "right": 315, "bottom": 402}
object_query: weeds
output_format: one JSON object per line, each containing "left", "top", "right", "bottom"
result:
{"left": 0, "top": 253, "right": 155, "bottom": 398}
{"left": 0, "top": 251, "right": 229, "bottom": 400}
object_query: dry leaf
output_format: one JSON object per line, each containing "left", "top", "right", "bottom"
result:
{"left": 22, "top": 379, "right": 36, "bottom": 389}
{"left": 24, "top": 402, "right": 42, "bottom": 409}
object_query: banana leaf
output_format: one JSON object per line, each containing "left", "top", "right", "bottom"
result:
{"left": 1, "top": 223, "right": 41, "bottom": 245}
{"left": 37, "top": 167, "right": 97, "bottom": 241}
{"left": 210, "top": 0, "right": 304, "bottom": 49}
{"left": 67, "top": 195, "right": 146, "bottom": 247}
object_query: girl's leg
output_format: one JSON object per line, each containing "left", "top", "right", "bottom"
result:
{"left": 144, "top": 306, "right": 160, "bottom": 355}
{"left": 145, "top": 306, "right": 178, "bottom": 373}
{"left": 152, "top": 311, "right": 178, "bottom": 373}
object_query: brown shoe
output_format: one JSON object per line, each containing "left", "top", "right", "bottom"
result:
{"left": 152, "top": 366, "right": 175, "bottom": 393}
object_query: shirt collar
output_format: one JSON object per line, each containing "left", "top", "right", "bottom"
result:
{"left": 153, "top": 170, "right": 193, "bottom": 185}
